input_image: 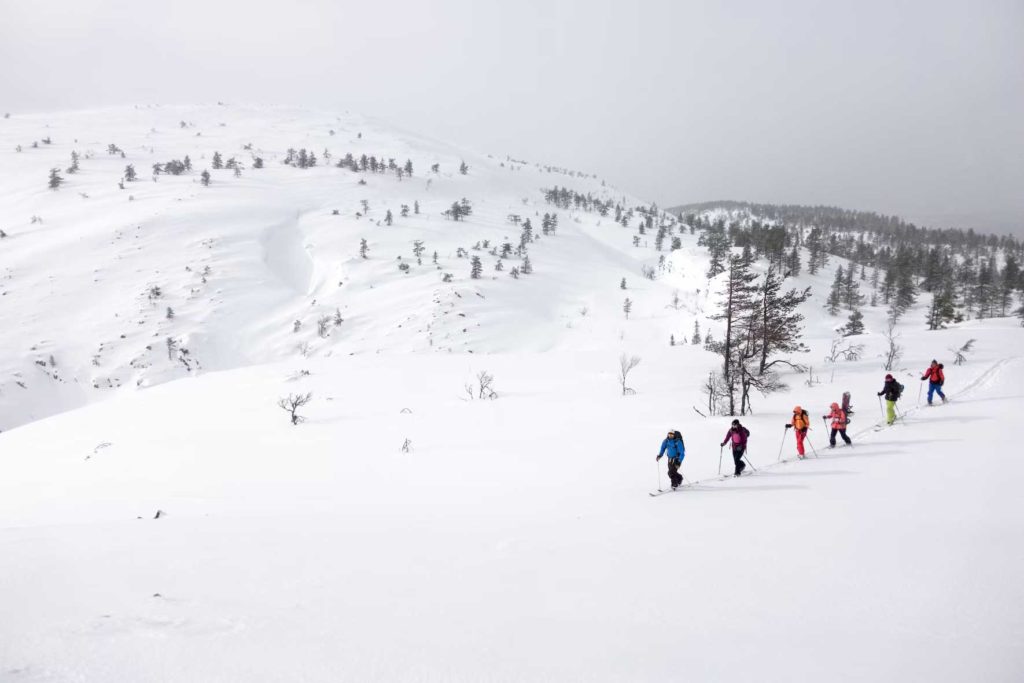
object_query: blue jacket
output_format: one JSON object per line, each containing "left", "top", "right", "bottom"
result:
{"left": 659, "top": 438, "right": 685, "bottom": 461}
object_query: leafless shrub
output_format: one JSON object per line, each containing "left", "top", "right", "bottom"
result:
{"left": 619, "top": 354, "right": 641, "bottom": 395}
{"left": 278, "top": 392, "right": 312, "bottom": 425}
{"left": 883, "top": 319, "right": 903, "bottom": 371}
{"left": 826, "top": 337, "right": 866, "bottom": 363}
{"left": 317, "top": 315, "right": 331, "bottom": 338}
{"left": 477, "top": 370, "right": 497, "bottom": 399}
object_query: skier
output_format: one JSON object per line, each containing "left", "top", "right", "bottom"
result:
{"left": 824, "top": 402, "right": 852, "bottom": 448}
{"left": 921, "top": 359, "right": 947, "bottom": 405}
{"left": 720, "top": 419, "right": 750, "bottom": 476}
{"left": 877, "top": 373, "right": 902, "bottom": 425}
{"left": 784, "top": 406, "right": 810, "bottom": 459}
{"left": 656, "top": 430, "right": 685, "bottom": 489}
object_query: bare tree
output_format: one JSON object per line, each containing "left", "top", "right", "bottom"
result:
{"left": 826, "top": 337, "right": 866, "bottom": 363}
{"left": 278, "top": 392, "right": 313, "bottom": 425}
{"left": 619, "top": 354, "right": 641, "bottom": 395}
{"left": 883, "top": 319, "right": 903, "bottom": 371}
{"left": 317, "top": 315, "right": 332, "bottom": 338}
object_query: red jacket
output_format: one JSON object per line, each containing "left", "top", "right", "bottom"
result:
{"left": 922, "top": 365, "right": 945, "bottom": 383}
{"left": 826, "top": 407, "right": 848, "bottom": 429}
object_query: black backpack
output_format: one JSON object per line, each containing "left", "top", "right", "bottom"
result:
{"left": 894, "top": 382, "right": 905, "bottom": 400}
{"left": 673, "top": 431, "right": 685, "bottom": 449}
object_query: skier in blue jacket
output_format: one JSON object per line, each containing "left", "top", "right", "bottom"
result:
{"left": 657, "top": 430, "right": 686, "bottom": 489}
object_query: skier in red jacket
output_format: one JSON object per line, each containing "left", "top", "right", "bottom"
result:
{"left": 824, "top": 402, "right": 852, "bottom": 448}
{"left": 921, "top": 360, "right": 946, "bottom": 405}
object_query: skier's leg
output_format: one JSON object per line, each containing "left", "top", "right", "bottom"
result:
{"left": 841, "top": 428, "right": 852, "bottom": 445}
{"left": 669, "top": 458, "right": 682, "bottom": 487}
{"left": 796, "top": 429, "right": 806, "bottom": 457}
{"left": 927, "top": 383, "right": 936, "bottom": 404}
{"left": 886, "top": 400, "right": 896, "bottom": 425}
{"left": 829, "top": 428, "right": 838, "bottom": 447}
{"left": 733, "top": 448, "right": 744, "bottom": 475}
{"left": 936, "top": 383, "right": 946, "bottom": 401}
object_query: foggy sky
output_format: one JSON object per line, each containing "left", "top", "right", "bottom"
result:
{"left": 2, "top": 0, "right": 1021, "bottom": 234}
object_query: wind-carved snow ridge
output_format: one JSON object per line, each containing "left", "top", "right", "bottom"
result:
{"left": 262, "top": 213, "right": 314, "bottom": 295}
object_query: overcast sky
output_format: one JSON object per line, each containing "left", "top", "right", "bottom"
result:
{"left": 2, "top": 0, "right": 1021, "bottom": 234}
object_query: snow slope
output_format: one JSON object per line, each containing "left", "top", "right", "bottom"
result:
{"left": 1, "top": 104, "right": 688, "bottom": 429}
{"left": 1, "top": 106, "right": 1023, "bottom": 681}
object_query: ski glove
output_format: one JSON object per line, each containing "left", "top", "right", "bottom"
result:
{"left": 784, "top": 424, "right": 792, "bottom": 429}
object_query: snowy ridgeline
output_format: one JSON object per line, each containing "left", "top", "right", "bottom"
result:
{"left": 1, "top": 104, "right": 706, "bottom": 430}
{"left": 1, "top": 106, "right": 1023, "bottom": 681}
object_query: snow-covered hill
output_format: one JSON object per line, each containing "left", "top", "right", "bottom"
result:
{"left": 1, "top": 104, "right": 707, "bottom": 429}
{"left": 1, "top": 106, "right": 1022, "bottom": 682}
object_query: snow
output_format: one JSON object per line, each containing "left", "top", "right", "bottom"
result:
{"left": 1, "top": 106, "right": 1023, "bottom": 682}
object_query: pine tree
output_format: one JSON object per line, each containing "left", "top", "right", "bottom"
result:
{"left": 786, "top": 245, "right": 801, "bottom": 277}
{"left": 751, "top": 265, "right": 811, "bottom": 375}
{"left": 623, "top": 298, "right": 633, "bottom": 319}
{"left": 459, "top": 160, "right": 469, "bottom": 175}
{"left": 842, "top": 309, "right": 865, "bottom": 336}
{"left": 200, "top": 169, "right": 211, "bottom": 186}
{"left": 711, "top": 254, "right": 759, "bottom": 414}
{"left": 998, "top": 254, "right": 1019, "bottom": 316}
{"left": 620, "top": 278, "right": 627, "bottom": 290}
{"left": 212, "top": 152, "right": 223, "bottom": 169}
{"left": 359, "top": 238, "right": 369, "bottom": 259}
{"left": 691, "top": 320, "right": 701, "bottom": 345}
{"left": 124, "top": 164, "right": 137, "bottom": 182}
{"left": 842, "top": 264, "right": 863, "bottom": 310}
{"left": 522, "top": 255, "right": 533, "bottom": 274}
{"left": 704, "top": 223, "right": 731, "bottom": 278}
{"left": 827, "top": 266, "right": 844, "bottom": 315}
{"left": 925, "top": 286, "right": 957, "bottom": 330}
{"left": 385, "top": 209, "right": 393, "bottom": 226}
{"left": 48, "top": 168, "right": 63, "bottom": 190}
{"left": 470, "top": 255, "right": 482, "bottom": 279}
{"left": 520, "top": 219, "right": 533, "bottom": 246}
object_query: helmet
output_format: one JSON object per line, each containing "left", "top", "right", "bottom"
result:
{"left": 831, "top": 402, "right": 839, "bottom": 409}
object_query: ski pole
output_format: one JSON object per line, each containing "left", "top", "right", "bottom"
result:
{"left": 655, "top": 457, "right": 662, "bottom": 492}
{"left": 718, "top": 445, "right": 724, "bottom": 476}
{"left": 917, "top": 382, "right": 923, "bottom": 405}
{"left": 777, "top": 427, "right": 789, "bottom": 461}
{"left": 806, "top": 434, "right": 819, "bottom": 458}
{"left": 877, "top": 394, "right": 883, "bottom": 416}
{"left": 743, "top": 448, "right": 757, "bottom": 472}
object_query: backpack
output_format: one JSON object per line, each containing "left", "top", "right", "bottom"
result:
{"left": 894, "top": 382, "right": 905, "bottom": 400}
{"left": 793, "top": 410, "right": 809, "bottom": 429}
{"left": 673, "top": 431, "right": 685, "bottom": 449}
